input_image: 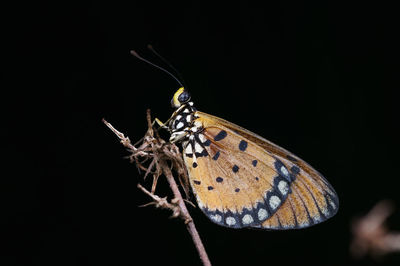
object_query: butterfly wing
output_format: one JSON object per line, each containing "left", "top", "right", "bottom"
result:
{"left": 184, "top": 111, "right": 338, "bottom": 229}
{"left": 183, "top": 113, "right": 296, "bottom": 228}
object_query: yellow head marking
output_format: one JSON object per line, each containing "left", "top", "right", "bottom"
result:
{"left": 172, "top": 87, "right": 186, "bottom": 108}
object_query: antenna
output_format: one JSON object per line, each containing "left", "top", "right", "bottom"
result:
{"left": 147, "top": 45, "right": 187, "bottom": 88}
{"left": 130, "top": 50, "right": 183, "bottom": 87}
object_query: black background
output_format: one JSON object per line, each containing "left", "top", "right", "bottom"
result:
{"left": 3, "top": 2, "right": 400, "bottom": 266}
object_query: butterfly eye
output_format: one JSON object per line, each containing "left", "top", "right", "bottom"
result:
{"left": 178, "top": 90, "right": 191, "bottom": 103}
{"left": 171, "top": 87, "right": 190, "bottom": 108}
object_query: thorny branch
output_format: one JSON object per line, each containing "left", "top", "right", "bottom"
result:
{"left": 103, "top": 109, "right": 211, "bottom": 266}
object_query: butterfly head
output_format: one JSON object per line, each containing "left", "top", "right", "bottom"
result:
{"left": 171, "top": 87, "right": 191, "bottom": 109}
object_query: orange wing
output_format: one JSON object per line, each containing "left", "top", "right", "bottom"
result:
{"left": 184, "top": 111, "right": 338, "bottom": 229}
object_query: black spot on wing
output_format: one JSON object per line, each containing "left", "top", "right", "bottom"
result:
{"left": 195, "top": 149, "right": 209, "bottom": 157}
{"left": 212, "top": 151, "right": 220, "bottom": 161}
{"left": 214, "top": 130, "right": 227, "bottom": 141}
{"left": 290, "top": 165, "right": 300, "bottom": 181}
{"left": 193, "top": 180, "right": 201, "bottom": 185}
{"left": 252, "top": 160, "right": 258, "bottom": 167}
{"left": 238, "top": 140, "right": 248, "bottom": 151}
{"left": 290, "top": 165, "right": 300, "bottom": 175}
{"left": 216, "top": 177, "right": 223, "bottom": 183}
{"left": 203, "top": 139, "right": 211, "bottom": 146}
{"left": 232, "top": 165, "right": 239, "bottom": 173}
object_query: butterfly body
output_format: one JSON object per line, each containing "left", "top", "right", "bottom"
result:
{"left": 165, "top": 87, "right": 338, "bottom": 230}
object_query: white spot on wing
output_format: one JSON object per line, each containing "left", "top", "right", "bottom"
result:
{"left": 280, "top": 166, "right": 289, "bottom": 177}
{"left": 278, "top": 180, "right": 289, "bottom": 195}
{"left": 176, "top": 122, "right": 184, "bottom": 129}
{"left": 210, "top": 214, "right": 222, "bottom": 223}
{"left": 226, "top": 217, "right": 236, "bottom": 226}
{"left": 186, "top": 115, "right": 191, "bottom": 123}
{"left": 242, "top": 214, "right": 254, "bottom": 225}
{"left": 176, "top": 115, "right": 182, "bottom": 120}
{"left": 258, "top": 208, "right": 268, "bottom": 220}
{"left": 269, "top": 195, "right": 281, "bottom": 210}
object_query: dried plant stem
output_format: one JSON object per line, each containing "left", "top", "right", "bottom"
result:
{"left": 103, "top": 111, "right": 211, "bottom": 266}
{"left": 159, "top": 160, "right": 210, "bottom": 264}
{"left": 351, "top": 200, "right": 400, "bottom": 258}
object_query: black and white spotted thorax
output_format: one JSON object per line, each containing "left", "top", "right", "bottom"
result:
{"left": 168, "top": 102, "right": 210, "bottom": 159}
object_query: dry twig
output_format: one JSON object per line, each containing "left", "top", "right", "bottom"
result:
{"left": 350, "top": 200, "right": 400, "bottom": 259}
{"left": 103, "top": 109, "right": 211, "bottom": 266}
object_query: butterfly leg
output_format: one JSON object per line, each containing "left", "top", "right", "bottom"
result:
{"left": 170, "top": 130, "right": 189, "bottom": 143}
{"left": 153, "top": 105, "right": 187, "bottom": 129}
{"left": 153, "top": 117, "right": 169, "bottom": 129}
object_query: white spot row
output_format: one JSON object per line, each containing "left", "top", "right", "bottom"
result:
{"left": 210, "top": 208, "right": 271, "bottom": 226}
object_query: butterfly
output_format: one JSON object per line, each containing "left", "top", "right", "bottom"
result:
{"left": 131, "top": 48, "right": 338, "bottom": 229}
{"left": 156, "top": 87, "right": 339, "bottom": 230}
